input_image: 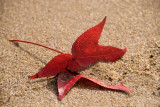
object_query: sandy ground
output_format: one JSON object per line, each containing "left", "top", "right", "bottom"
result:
{"left": 0, "top": 0, "right": 160, "bottom": 106}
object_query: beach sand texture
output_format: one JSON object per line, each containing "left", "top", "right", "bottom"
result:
{"left": 0, "top": 0, "right": 160, "bottom": 106}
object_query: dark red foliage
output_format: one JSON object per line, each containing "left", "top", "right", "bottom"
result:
{"left": 29, "top": 17, "right": 127, "bottom": 79}
{"left": 58, "top": 72, "right": 132, "bottom": 100}
{"left": 10, "top": 17, "right": 132, "bottom": 100}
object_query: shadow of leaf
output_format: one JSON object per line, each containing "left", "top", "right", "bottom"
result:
{"left": 46, "top": 76, "right": 58, "bottom": 96}
{"left": 12, "top": 42, "right": 47, "bottom": 65}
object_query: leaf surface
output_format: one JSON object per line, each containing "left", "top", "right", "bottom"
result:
{"left": 29, "top": 54, "right": 73, "bottom": 79}
{"left": 70, "top": 17, "right": 127, "bottom": 70}
{"left": 58, "top": 72, "right": 132, "bottom": 100}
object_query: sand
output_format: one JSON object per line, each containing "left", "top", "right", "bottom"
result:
{"left": 0, "top": 0, "right": 160, "bottom": 106}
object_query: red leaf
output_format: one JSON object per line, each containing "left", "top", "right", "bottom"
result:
{"left": 29, "top": 54, "right": 73, "bottom": 79}
{"left": 12, "top": 16, "right": 127, "bottom": 77}
{"left": 10, "top": 17, "right": 132, "bottom": 101}
{"left": 72, "top": 17, "right": 106, "bottom": 57}
{"left": 67, "top": 17, "right": 127, "bottom": 71}
{"left": 74, "top": 46, "right": 127, "bottom": 68}
{"left": 58, "top": 72, "right": 132, "bottom": 100}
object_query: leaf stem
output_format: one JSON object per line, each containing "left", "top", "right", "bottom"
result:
{"left": 9, "top": 39, "right": 64, "bottom": 54}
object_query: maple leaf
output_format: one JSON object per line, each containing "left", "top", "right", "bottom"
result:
{"left": 10, "top": 17, "right": 132, "bottom": 100}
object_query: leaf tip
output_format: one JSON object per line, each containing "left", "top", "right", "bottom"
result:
{"left": 123, "top": 47, "right": 127, "bottom": 53}
{"left": 102, "top": 16, "right": 107, "bottom": 23}
{"left": 119, "top": 82, "right": 133, "bottom": 93}
{"left": 104, "top": 16, "right": 107, "bottom": 20}
{"left": 28, "top": 74, "right": 38, "bottom": 79}
{"left": 58, "top": 96, "right": 63, "bottom": 101}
